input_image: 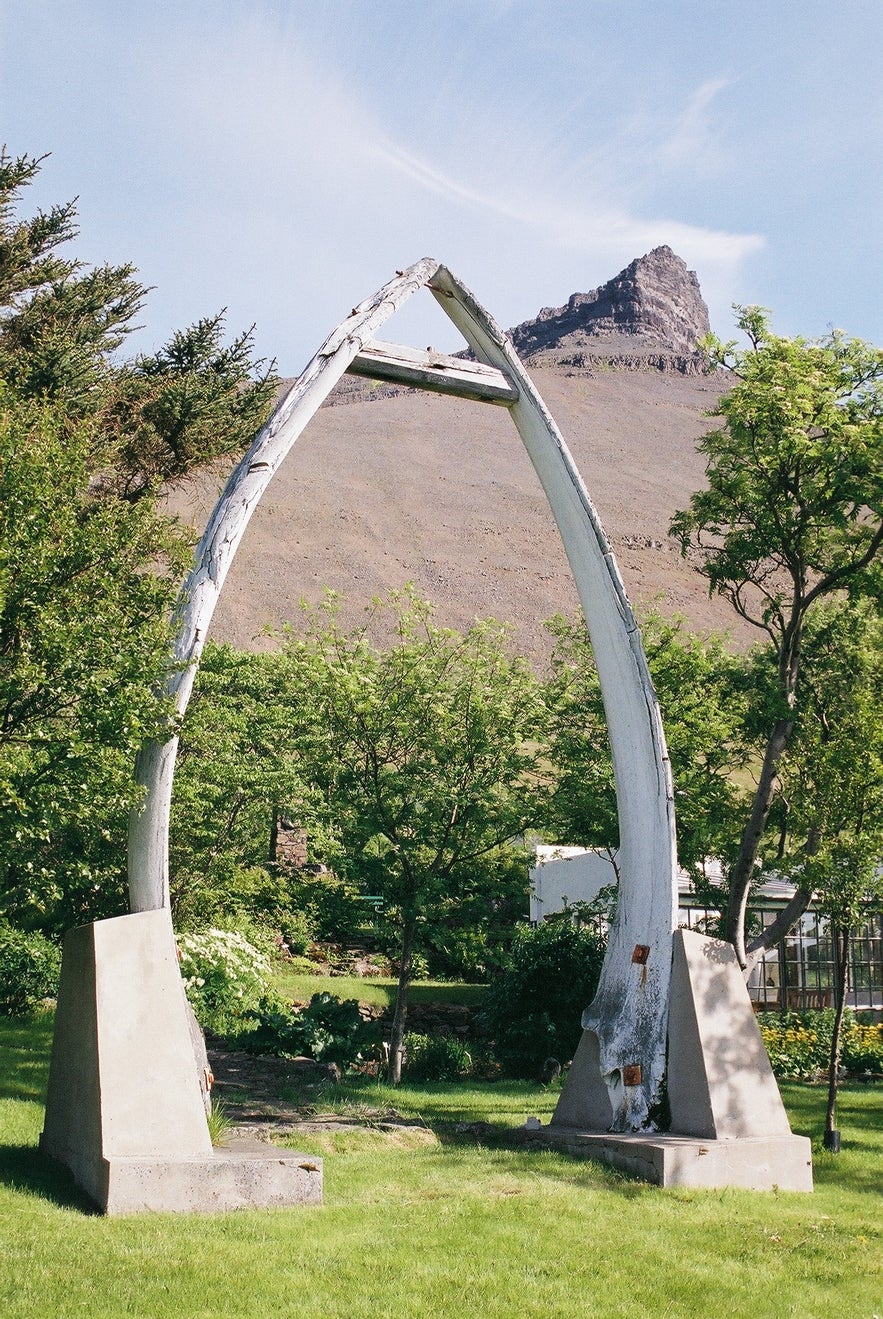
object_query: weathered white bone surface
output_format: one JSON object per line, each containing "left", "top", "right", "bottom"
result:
{"left": 128, "top": 259, "right": 442, "bottom": 912}
{"left": 348, "top": 340, "right": 518, "bottom": 404}
{"left": 428, "top": 268, "right": 677, "bottom": 1130}
{"left": 129, "top": 259, "right": 677, "bottom": 1131}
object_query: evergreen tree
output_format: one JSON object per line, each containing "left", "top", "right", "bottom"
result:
{"left": 0, "top": 149, "right": 278, "bottom": 932}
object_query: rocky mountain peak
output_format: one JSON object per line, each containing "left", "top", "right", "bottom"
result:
{"left": 508, "top": 246, "right": 711, "bottom": 369}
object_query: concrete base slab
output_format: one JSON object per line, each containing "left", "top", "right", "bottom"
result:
{"left": 43, "top": 1135, "right": 322, "bottom": 1215}
{"left": 536, "top": 1125, "right": 813, "bottom": 1191}
{"left": 44, "top": 1137, "right": 323, "bottom": 1215}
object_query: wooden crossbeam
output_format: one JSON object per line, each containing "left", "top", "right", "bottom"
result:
{"left": 347, "top": 339, "right": 518, "bottom": 405}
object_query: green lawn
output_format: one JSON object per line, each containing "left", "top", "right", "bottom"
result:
{"left": 1, "top": 1013, "right": 880, "bottom": 1319}
{"left": 275, "top": 968, "right": 488, "bottom": 1009}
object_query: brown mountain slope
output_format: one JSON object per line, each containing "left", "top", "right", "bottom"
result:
{"left": 164, "top": 249, "right": 754, "bottom": 664}
{"left": 165, "top": 363, "right": 750, "bottom": 666}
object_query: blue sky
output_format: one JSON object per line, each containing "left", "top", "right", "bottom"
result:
{"left": 2, "top": 1, "right": 881, "bottom": 374}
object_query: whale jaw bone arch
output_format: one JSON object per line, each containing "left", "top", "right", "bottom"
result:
{"left": 128, "top": 259, "right": 678, "bottom": 1132}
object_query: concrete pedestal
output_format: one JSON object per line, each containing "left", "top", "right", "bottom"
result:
{"left": 533, "top": 1128, "right": 813, "bottom": 1190}
{"left": 545, "top": 930, "right": 813, "bottom": 1191}
{"left": 41, "top": 911, "right": 322, "bottom": 1214}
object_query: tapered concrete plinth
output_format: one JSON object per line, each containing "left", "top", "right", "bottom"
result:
{"left": 41, "top": 911, "right": 322, "bottom": 1214}
{"left": 544, "top": 930, "right": 813, "bottom": 1192}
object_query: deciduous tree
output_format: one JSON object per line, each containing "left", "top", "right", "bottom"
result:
{"left": 766, "top": 602, "right": 883, "bottom": 1144}
{"left": 671, "top": 308, "right": 883, "bottom": 966}
{"left": 169, "top": 642, "right": 340, "bottom": 930}
{"left": 543, "top": 610, "right": 747, "bottom": 882}
{"left": 280, "top": 591, "right": 552, "bottom": 1083}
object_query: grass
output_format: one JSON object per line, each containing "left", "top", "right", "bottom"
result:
{"left": 275, "top": 969, "right": 487, "bottom": 1009}
{"left": 1, "top": 1013, "right": 880, "bottom": 1319}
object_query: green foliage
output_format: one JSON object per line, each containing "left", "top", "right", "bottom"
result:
{"left": 285, "top": 954, "right": 322, "bottom": 976}
{"left": 671, "top": 308, "right": 883, "bottom": 628}
{"left": 238, "top": 992, "right": 375, "bottom": 1068}
{"left": 177, "top": 926, "right": 274, "bottom": 1038}
{"left": 0, "top": 152, "right": 142, "bottom": 408}
{"left": 418, "top": 845, "right": 530, "bottom": 981}
{"left": 0, "top": 920, "right": 60, "bottom": 1015}
{"left": 293, "top": 992, "right": 375, "bottom": 1067}
{"left": 0, "top": 400, "right": 185, "bottom": 932}
{"left": 483, "top": 916, "right": 606, "bottom": 1078}
{"left": 169, "top": 643, "right": 339, "bottom": 930}
{"left": 781, "top": 602, "right": 883, "bottom": 924}
{"left": 206, "top": 1098, "right": 234, "bottom": 1148}
{"left": 757, "top": 1010, "right": 883, "bottom": 1079}
{"left": 287, "top": 870, "right": 367, "bottom": 945}
{"left": 282, "top": 590, "right": 551, "bottom": 911}
{"left": 280, "top": 910, "right": 314, "bottom": 956}
{"left": 279, "top": 588, "right": 553, "bottom": 1079}
{"left": 0, "top": 151, "right": 278, "bottom": 935}
{"left": 0, "top": 150, "right": 278, "bottom": 499}
{"left": 670, "top": 307, "right": 883, "bottom": 959}
{"left": 403, "top": 1031, "right": 472, "bottom": 1081}
{"left": 105, "top": 313, "right": 278, "bottom": 502}
{"left": 544, "top": 610, "right": 747, "bottom": 871}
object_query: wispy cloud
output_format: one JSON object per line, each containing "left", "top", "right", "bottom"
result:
{"left": 373, "top": 136, "right": 764, "bottom": 269}
{"left": 4, "top": 3, "right": 767, "bottom": 358}
{"left": 658, "top": 77, "right": 735, "bottom": 173}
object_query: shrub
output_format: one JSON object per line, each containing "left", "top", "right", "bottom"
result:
{"left": 844, "top": 1021, "right": 883, "bottom": 1074}
{"left": 468, "top": 1041, "right": 503, "bottom": 1081}
{"left": 756, "top": 1016, "right": 822, "bottom": 1079}
{"left": 215, "top": 913, "right": 286, "bottom": 961}
{"left": 177, "top": 926, "right": 273, "bottom": 1037}
{"left": 286, "top": 954, "right": 323, "bottom": 976}
{"left": 403, "top": 1031, "right": 472, "bottom": 1081}
{"left": 0, "top": 920, "right": 61, "bottom": 1015}
{"left": 281, "top": 910, "right": 314, "bottom": 956}
{"left": 483, "top": 916, "right": 606, "bottom": 1078}
{"left": 288, "top": 870, "right": 367, "bottom": 944}
{"left": 294, "top": 991, "right": 375, "bottom": 1066}
{"left": 757, "top": 1009, "right": 883, "bottom": 1078}
{"left": 421, "top": 926, "right": 490, "bottom": 982}
{"left": 238, "top": 991, "right": 376, "bottom": 1068}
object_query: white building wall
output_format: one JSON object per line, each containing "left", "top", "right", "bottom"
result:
{"left": 529, "top": 846, "right": 618, "bottom": 923}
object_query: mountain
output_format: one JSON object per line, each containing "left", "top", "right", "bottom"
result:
{"left": 509, "top": 245, "right": 711, "bottom": 368}
{"left": 165, "top": 250, "right": 747, "bottom": 664}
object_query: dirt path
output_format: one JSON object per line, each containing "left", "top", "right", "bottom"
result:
{"left": 207, "top": 1046, "right": 424, "bottom": 1145}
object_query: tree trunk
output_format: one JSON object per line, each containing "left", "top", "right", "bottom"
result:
{"left": 825, "top": 923, "right": 851, "bottom": 1150}
{"left": 725, "top": 716, "right": 793, "bottom": 967}
{"left": 745, "top": 884, "right": 814, "bottom": 977}
{"left": 387, "top": 914, "right": 417, "bottom": 1086}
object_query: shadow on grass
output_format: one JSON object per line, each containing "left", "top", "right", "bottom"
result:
{"left": 437, "top": 1131, "right": 656, "bottom": 1197}
{"left": 779, "top": 1080, "right": 883, "bottom": 1193}
{"left": 294, "top": 1074, "right": 882, "bottom": 1200}
{"left": 0, "top": 1143, "right": 98, "bottom": 1213}
{"left": 0, "top": 1013, "right": 54, "bottom": 1104}
{"left": 281, "top": 1075, "right": 658, "bottom": 1198}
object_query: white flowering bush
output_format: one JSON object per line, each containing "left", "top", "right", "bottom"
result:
{"left": 177, "top": 927, "right": 274, "bottom": 1037}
